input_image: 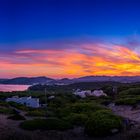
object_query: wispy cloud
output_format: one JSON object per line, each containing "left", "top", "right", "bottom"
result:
{"left": 0, "top": 39, "right": 140, "bottom": 78}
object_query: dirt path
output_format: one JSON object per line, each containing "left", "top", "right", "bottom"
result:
{"left": 108, "top": 104, "right": 140, "bottom": 123}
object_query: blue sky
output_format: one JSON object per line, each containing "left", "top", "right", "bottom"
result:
{"left": 0, "top": 0, "right": 140, "bottom": 44}
{"left": 0, "top": 0, "right": 140, "bottom": 78}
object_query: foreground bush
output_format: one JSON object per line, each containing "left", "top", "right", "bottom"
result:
{"left": 85, "top": 110, "right": 122, "bottom": 137}
{"left": 119, "top": 88, "right": 140, "bottom": 96}
{"left": 115, "top": 98, "right": 138, "bottom": 105}
{"left": 0, "top": 101, "right": 9, "bottom": 107}
{"left": 20, "top": 118, "right": 73, "bottom": 130}
{"left": 70, "top": 102, "right": 104, "bottom": 113}
{"left": 56, "top": 102, "right": 106, "bottom": 118}
{"left": 115, "top": 87, "right": 140, "bottom": 105}
{"left": 8, "top": 114, "right": 26, "bottom": 120}
{"left": 0, "top": 107, "right": 14, "bottom": 114}
{"left": 8, "top": 101, "right": 30, "bottom": 111}
{"left": 26, "top": 110, "right": 46, "bottom": 117}
{"left": 63, "top": 113, "right": 88, "bottom": 126}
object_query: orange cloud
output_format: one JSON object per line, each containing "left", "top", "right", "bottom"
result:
{"left": 0, "top": 43, "right": 140, "bottom": 78}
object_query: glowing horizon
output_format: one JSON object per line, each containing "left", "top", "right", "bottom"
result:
{"left": 0, "top": 40, "right": 140, "bottom": 78}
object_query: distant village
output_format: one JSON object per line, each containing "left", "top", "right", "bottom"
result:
{"left": 74, "top": 89, "right": 107, "bottom": 98}
{"left": 5, "top": 88, "right": 112, "bottom": 108}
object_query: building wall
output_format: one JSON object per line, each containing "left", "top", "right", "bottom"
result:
{"left": 6, "top": 97, "right": 40, "bottom": 108}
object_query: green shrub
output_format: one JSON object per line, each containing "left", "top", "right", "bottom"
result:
{"left": 115, "top": 88, "right": 140, "bottom": 105}
{"left": 63, "top": 113, "right": 88, "bottom": 126}
{"left": 0, "top": 107, "right": 14, "bottom": 114}
{"left": 20, "top": 118, "right": 73, "bottom": 131}
{"left": 0, "top": 101, "right": 9, "bottom": 107}
{"left": 26, "top": 110, "right": 46, "bottom": 117}
{"left": 119, "top": 88, "right": 140, "bottom": 96}
{"left": 8, "top": 101, "right": 30, "bottom": 111}
{"left": 85, "top": 110, "right": 122, "bottom": 137}
{"left": 116, "top": 98, "right": 138, "bottom": 105}
{"left": 54, "top": 102, "right": 107, "bottom": 118}
{"left": 70, "top": 102, "right": 105, "bottom": 113}
{"left": 8, "top": 114, "right": 26, "bottom": 120}
{"left": 48, "top": 96, "right": 70, "bottom": 108}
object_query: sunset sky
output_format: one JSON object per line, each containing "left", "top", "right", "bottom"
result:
{"left": 0, "top": 0, "right": 140, "bottom": 78}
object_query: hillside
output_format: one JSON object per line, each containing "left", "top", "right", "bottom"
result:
{"left": 1, "top": 76, "right": 140, "bottom": 85}
{"left": 1, "top": 77, "right": 54, "bottom": 85}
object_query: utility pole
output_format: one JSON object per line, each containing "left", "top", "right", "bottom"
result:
{"left": 113, "top": 86, "right": 118, "bottom": 100}
{"left": 45, "top": 88, "right": 47, "bottom": 106}
{"left": 44, "top": 88, "right": 47, "bottom": 118}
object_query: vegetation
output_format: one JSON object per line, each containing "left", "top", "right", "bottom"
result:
{"left": 8, "top": 101, "right": 31, "bottom": 111}
{"left": 115, "top": 88, "right": 140, "bottom": 105}
{"left": 119, "top": 88, "right": 140, "bottom": 96}
{"left": 63, "top": 113, "right": 88, "bottom": 126}
{"left": 52, "top": 102, "right": 108, "bottom": 119}
{"left": 116, "top": 98, "right": 139, "bottom": 105}
{"left": 0, "top": 101, "right": 9, "bottom": 107}
{"left": 20, "top": 118, "right": 73, "bottom": 130}
{"left": 0, "top": 107, "right": 14, "bottom": 114}
{"left": 85, "top": 110, "right": 123, "bottom": 136}
{"left": 29, "top": 82, "right": 121, "bottom": 92}
{"left": 1, "top": 82, "right": 140, "bottom": 137}
{"left": 8, "top": 114, "right": 26, "bottom": 120}
{"left": 26, "top": 109, "right": 46, "bottom": 117}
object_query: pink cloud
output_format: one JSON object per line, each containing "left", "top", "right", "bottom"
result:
{"left": 0, "top": 40, "right": 140, "bottom": 78}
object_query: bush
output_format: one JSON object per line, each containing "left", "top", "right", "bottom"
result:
{"left": 0, "top": 101, "right": 9, "bottom": 107}
{"left": 48, "top": 93, "right": 78, "bottom": 108}
{"left": 56, "top": 101, "right": 109, "bottom": 119}
{"left": 119, "top": 88, "right": 140, "bottom": 96}
{"left": 54, "top": 102, "right": 106, "bottom": 118}
{"left": 63, "top": 113, "right": 88, "bottom": 126}
{"left": 70, "top": 102, "right": 102, "bottom": 113}
{"left": 8, "top": 114, "right": 26, "bottom": 120}
{"left": 85, "top": 110, "right": 122, "bottom": 137}
{"left": 116, "top": 98, "right": 138, "bottom": 105}
{"left": 0, "top": 107, "right": 14, "bottom": 114}
{"left": 8, "top": 101, "right": 30, "bottom": 111}
{"left": 26, "top": 110, "right": 46, "bottom": 117}
{"left": 115, "top": 88, "right": 140, "bottom": 105}
{"left": 20, "top": 118, "right": 73, "bottom": 131}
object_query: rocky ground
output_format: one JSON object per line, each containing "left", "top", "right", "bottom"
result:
{"left": 108, "top": 104, "right": 140, "bottom": 122}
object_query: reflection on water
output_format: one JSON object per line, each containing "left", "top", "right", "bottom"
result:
{"left": 0, "top": 84, "right": 30, "bottom": 92}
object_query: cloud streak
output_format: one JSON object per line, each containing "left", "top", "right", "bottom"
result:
{"left": 0, "top": 40, "right": 140, "bottom": 78}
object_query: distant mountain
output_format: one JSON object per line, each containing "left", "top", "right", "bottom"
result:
{"left": 0, "top": 79, "right": 8, "bottom": 82}
{"left": 0, "top": 77, "right": 54, "bottom": 85}
{"left": 1, "top": 76, "right": 140, "bottom": 85}
{"left": 55, "top": 78, "right": 73, "bottom": 85}
{"left": 73, "top": 76, "right": 140, "bottom": 83}
{"left": 44, "top": 76, "right": 140, "bottom": 85}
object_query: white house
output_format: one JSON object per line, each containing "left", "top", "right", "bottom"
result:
{"left": 48, "top": 95, "right": 55, "bottom": 100}
{"left": 6, "top": 96, "right": 40, "bottom": 108}
{"left": 91, "top": 90, "right": 107, "bottom": 97}
{"left": 74, "top": 89, "right": 107, "bottom": 98}
{"left": 74, "top": 90, "right": 91, "bottom": 98}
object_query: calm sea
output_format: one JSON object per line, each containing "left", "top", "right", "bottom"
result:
{"left": 0, "top": 84, "right": 30, "bottom": 92}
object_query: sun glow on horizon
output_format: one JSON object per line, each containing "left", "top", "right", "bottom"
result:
{"left": 0, "top": 42, "right": 140, "bottom": 78}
